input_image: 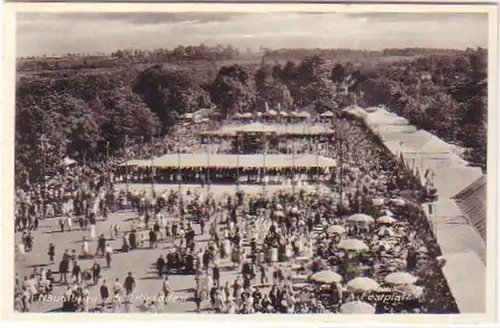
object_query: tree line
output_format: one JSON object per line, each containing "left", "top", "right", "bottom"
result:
{"left": 15, "top": 47, "right": 487, "bottom": 186}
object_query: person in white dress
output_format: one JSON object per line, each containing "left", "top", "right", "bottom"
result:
{"left": 112, "top": 294, "right": 121, "bottom": 313}
{"left": 81, "top": 238, "right": 90, "bottom": 257}
{"left": 66, "top": 216, "right": 72, "bottom": 231}
{"left": 108, "top": 225, "right": 114, "bottom": 240}
{"left": 89, "top": 224, "right": 96, "bottom": 240}
{"left": 17, "top": 242, "right": 26, "bottom": 260}
{"left": 81, "top": 288, "right": 90, "bottom": 312}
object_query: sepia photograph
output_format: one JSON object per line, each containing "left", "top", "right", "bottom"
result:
{"left": 3, "top": 2, "right": 497, "bottom": 321}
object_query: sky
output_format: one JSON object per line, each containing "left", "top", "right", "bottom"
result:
{"left": 16, "top": 12, "right": 489, "bottom": 57}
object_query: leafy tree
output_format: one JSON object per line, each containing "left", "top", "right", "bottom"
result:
{"left": 331, "top": 64, "right": 347, "bottom": 83}
{"left": 211, "top": 65, "right": 256, "bottom": 117}
{"left": 99, "top": 86, "right": 161, "bottom": 149}
{"left": 134, "top": 65, "right": 213, "bottom": 132}
{"left": 255, "top": 63, "right": 294, "bottom": 111}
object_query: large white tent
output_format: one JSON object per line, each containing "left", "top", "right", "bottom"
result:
{"left": 119, "top": 154, "right": 337, "bottom": 169}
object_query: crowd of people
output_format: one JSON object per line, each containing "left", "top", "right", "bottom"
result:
{"left": 14, "top": 112, "right": 457, "bottom": 314}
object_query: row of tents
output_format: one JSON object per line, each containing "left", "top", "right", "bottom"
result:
{"left": 231, "top": 110, "right": 312, "bottom": 120}
{"left": 342, "top": 104, "right": 487, "bottom": 314}
{"left": 341, "top": 105, "right": 483, "bottom": 199}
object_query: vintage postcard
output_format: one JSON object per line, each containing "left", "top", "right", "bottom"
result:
{"left": 1, "top": 1, "right": 498, "bottom": 325}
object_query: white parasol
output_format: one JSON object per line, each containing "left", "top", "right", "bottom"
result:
{"left": 309, "top": 270, "right": 343, "bottom": 284}
{"left": 391, "top": 198, "right": 406, "bottom": 206}
{"left": 298, "top": 111, "right": 311, "bottom": 118}
{"left": 327, "top": 225, "right": 346, "bottom": 235}
{"left": 376, "top": 216, "right": 397, "bottom": 225}
{"left": 338, "top": 239, "right": 369, "bottom": 251}
{"left": 384, "top": 272, "right": 418, "bottom": 285}
{"left": 63, "top": 157, "right": 77, "bottom": 166}
{"left": 347, "top": 214, "right": 375, "bottom": 225}
{"left": 347, "top": 277, "right": 380, "bottom": 292}
{"left": 340, "top": 301, "right": 376, "bottom": 314}
{"left": 397, "top": 285, "right": 424, "bottom": 298}
{"left": 274, "top": 210, "right": 285, "bottom": 217}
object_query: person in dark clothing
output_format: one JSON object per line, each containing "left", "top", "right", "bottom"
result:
{"left": 129, "top": 230, "right": 137, "bottom": 250}
{"left": 212, "top": 264, "right": 220, "bottom": 288}
{"left": 172, "top": 222, "right": 178, "bottom": 238}
{"left": 209, "top": 284, "right": 218, "bottom": 307}
{"left": 156, "top": 255, "right": 165, "bottom": 279}
{"left": 59, "top": 260, "right": 68, "bottom": 283}
{"left": 202, "top": 251, "right": 210, "bottom": 270}
{"left": 48, "top": 243, "right": 55, "bottom": 264}
{"left": 149, "top": 229, "right": 157, "bottom": 248}
{"left": 144, "top": 211, "right": 150, "bottom": 228}
{"left": 194, "top": 289, "right": 202, "bottom": 313}
{"left": 71, "top": 261, "right": 81, "bottom": 283}
{"left": 199, "top": 218, "right": 205, "bottom": 235}
{"left": 91, "top": 261, "right": 101, "bottom": 285}
{"left": 124, "top": 272, "right": 136, "bottom": 295}
{"left": 406, "top": 248, "right": 418, "bottom": 271}
{"left": 100, "top": 280, "right": 109, "bottom": 306}
{"left": 96, "top": 234, "right": 106, "bottom": 256}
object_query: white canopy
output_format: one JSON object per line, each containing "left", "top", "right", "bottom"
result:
{"left": 119, "top": 154, "right": 337, "bottom": 169}
{"left": 63, "top": 157, "right": 77, "bottom": 166}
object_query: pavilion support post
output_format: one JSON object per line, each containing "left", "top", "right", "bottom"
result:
{"left": 177, "top": 137, "right": 182, "bottom": 195}
{"left": 262, "top": 134, "right": 267, "bottom": 193}
{"left": 151, "top": 157, "right": 155, "bottom": 197}
{"left": 338, "top": 136, "right": 344, "bottom": 213}
{"left": 40, "top": 134, "right": 47, "bottom": 220}
{"left": 236, "top": 134, "right": 240, "bottom": 192}
{"left": 292, "top": 135, "right": 296, "bottom": 194}
{"left": 206, "top": 144, "right": 211, "bottom": 195}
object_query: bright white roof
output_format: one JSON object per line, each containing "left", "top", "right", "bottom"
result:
{"left": 120, "top": 154, "right": 337, "bottom": 169}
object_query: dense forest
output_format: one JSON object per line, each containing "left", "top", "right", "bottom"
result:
{"left": 15, "top": 46, "right": 488, "bottom": 185}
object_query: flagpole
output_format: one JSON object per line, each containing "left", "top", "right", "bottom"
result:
{"left": 339, "top": 135, "right": 344, "bottom": 212}
{"left": 236, "top": 133, "right": 240, "bottom": 192}
{"left": 151, "top": 156, "right": 155, "bottom": 197}
{"left": 40, "top": 134, "right": 47, "bottom": 220}
{"left": 177, "top": 135, "right": 182, "bottom": 195}
{"left": 206, "top": 143, "right": 211, "bottom": 195}
{"left": 106, "top": 141, "right": 110, "bottom": 186}
{"left": 434, "top": 203, "right": 438, "bottom": 241}
{"left": 292, "top": 132, "right": 296, "bottom": 195}
{"left": 262, "top": 133, "right": 267, "bottom": 193}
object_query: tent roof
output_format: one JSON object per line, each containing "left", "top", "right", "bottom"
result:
{"left": 365, "top": 110, "right": 409, "bottom": 126}
{"left": 441, "top": 251, "right": 486, "bottom": 313}
{"left": 402, "top": 153, "right": 468, "bottom": 175}
{"left": 375, "top": 125, "right": 418, "bottom": 136}
{"left": 120, "top": 154, "right": 337, "bottom": 169}
{"left": 453, "top": 175, "right": 487, "bottom": 240}
{"left": 201, "top": 123, "right": 334, "bottom": 136}
{"left": 422, "top": 199, "right": 486, "bottom": 313}
{"left": 381, "top": 129, "right": 436, "bottom": 151}
{"left": 430, "top": 166, "right": 484, "bottom": 199}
